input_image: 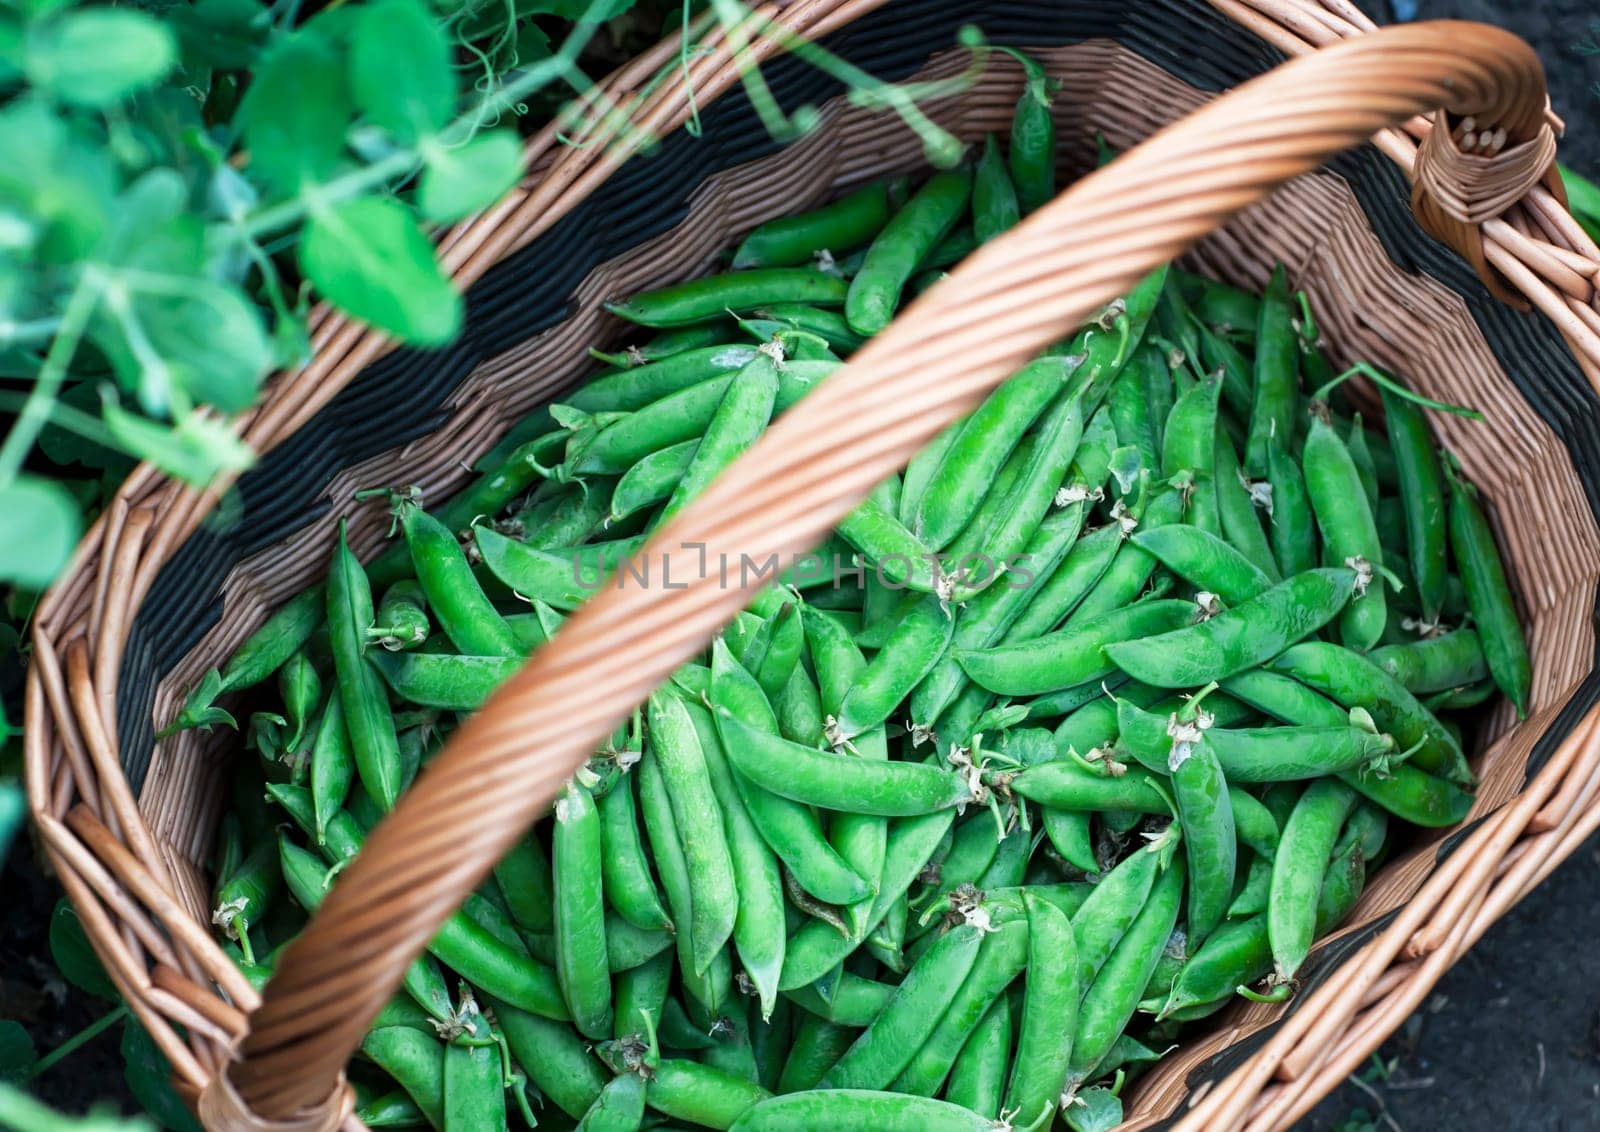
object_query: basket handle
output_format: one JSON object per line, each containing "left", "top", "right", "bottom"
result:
{"left": 208, "top": 21, "right": 1550, "bottom": 1129}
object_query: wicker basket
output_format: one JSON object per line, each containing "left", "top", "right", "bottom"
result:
{"left": 25, "top": 1, "right": 1600, "bottom": 1128}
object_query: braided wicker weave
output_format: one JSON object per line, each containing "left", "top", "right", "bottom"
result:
{"left": 25, "top": 2, "right": 1600, "bottom": 1129}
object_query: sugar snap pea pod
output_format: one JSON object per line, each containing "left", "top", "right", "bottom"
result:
{"left": 754, "top": 304, "right": 869, "bottom": 353}
{"left": 1195, "top": 323, "right": 1255, "bottom": 419}
{"left": 717, "top": 714, "right": 970, "bottom": 816}
{"left": 1209, "top": 723, "right": 1396, "bottom": 783}
{"left": 1346, "top": 416, "right": 1381, "bottom": 511}
{"left": 833, "top": 594, "right": 953, "bottom": 738}
{"left": 308, "top": 696, "right": 353, "bottom": 846}
{"left": 443, "top": 1017, "right": 505, "bottom": 1132}
{"left": 751, "top": 997, "right": 793, "bottom": 1092}
{"left": 785, "top": 971, "right": 896, "bottom": 1028}
{"left": 607, "top": 267, "right": 847, "bottom": 327}
{"left": 369, "top": 651, "right": 517, "bottom": 711}
{"left": 1068, "top": 856, "right": 1185, "bottom": 1088}
{"left": 161, "top": 588, "right": 324, "bottom": 736}
{"left": 1171, "top": 733, "right": 1236, "bottom": 944}
{"left": 275, "top": 650, "right": 321, "bottom": 759}
{"left": 710, "top": 648, "right": 872, "bottom": 905}
{"left": 646, "top": 692, "right": 737, "bottom": 975}
{"left": 1043, "top": 808, "right": 1099, "bottom": 873}
{"left": 1303, "top": 408, "right": 1387, "bottom": 650}
{"left": 816, "top": 924, "right": 982, "bottom": 1090}
{"left": 1193, "top": 277, "right": 1261, "bottom": 334}
{"left": 212, "top": 841, "right": 280, "bottom": 964}
{"left": 800, "top": 611, "right": 887, "bottom": 940}
{"left": 595, "top": 768, "right": 672, "bottom": 933}
{"left": 704, "top": 1009, "right": 761, "bottom": 1085}
{"left": 356, "top": 1089, "right": 425, "bottom": 1128}
{"left": 1004, "top": 48, "right": 1058, "bottom": 214}
{"left": 733, "top": 182, "right": 893, "bottom": 269}
{"left": 620, "top": 320, "right": 735, "bottom": 360}
{"left": 518, "top": 479, "right": 614, "bottom": 550}
{"left": 1380, "top": 389, "right": 1449, "bottom": 619}
{"left": 634, "top": 746, "right": 717, "bottom": 1010}
{"left": 973, "top": 132, "right": 1020, "bottom": 242}
{"left": 492, "top": 998, "right": 609, "bottom": 1119}
{"left": 774, "top": 657, "right": 825, "bottom": 747}
{"left": 1446, "top": 458, "right": 1531, "bottom": 716}
{"left": 568, "top": 345, "right": 761, "bottom": 415}
{"left": 1070, "top": 823, "right": 1177, "bottom": 991}
{"left": 1106, "top": 568, "right": 1356, "bottom": 687}
{"left": 1064, "top": 488, "right": 1187, "bottom": 629}
{"left": 1015, "top": 669, "right": 1127, "bottom": 726}
{"left": 1108, "top": 346, "right": 1163, "bottom": 472}
{"left": 495, "top": 831, "right": 555, "bottom": 936}
{"left": 912, "top": 354, "right": 1076, "bottom": 550}
{"left": 1131, "top": 525, "right": 1273, "bottom": 605}
{"left": 732, "top": 1090, "right": 994, "bottom": 1132}
{"left": 646, "top": 1060, "right": 769, "bottom": 1128}
{"left": 976, "top": 823, "right": 1035, "bottom": 891}
{"left": 919, "top": 225, "right": 978, "bottom": 271}
{"left": 1268, "top": 640, "right": 1471, "bottom": 783}
{"left": 844, "top": 167, "right": 971, "bottom": 334}
{"left": 678, "top": 691, "right": 786, "bottom": 1020}
{"left": 899, "top": 419, "right": 962, "bottom": 527}
{"left": 1245, "top": 265, "right": 1299, "bottom": 477}
{"left": 915, "top": 814, "right": 1001, "bottom": 913}
{"left": 1214, "top": 427, "right": 1282, "bottom": 581}
{"left": 328, "top": 525, "right": 403, "bottom": 810}
{"left": 473, "top": 525, "right": 625, "bottom": 611}
{"left": 951, "top": 381, "right": 1091, "bottom": 602}
{"left": 612, "top": 950, "right": 671, "bottom": 1041}
{"left": 1000, "top": 895, "right": 1077, "bottom": 1131}
{"left": 1003, "top": 520, "right": 1123, "bottom": 644}
{"left": 945, "top": 995, "right": 1011, "bottom": 1119}
{"left": 1229, "top": 788, "right": 1281, "bottom": 862}
{"left": 552, "top": 781, "right": 612, "bottom": 1037}
{"left": 1268, "top": 777, "right": 1358, "bottom": 981}
{"left": 1227, "top": 854, "right": 1274, "bottom": 921}
{"left": 1266, "top": 433, "right": 1316, "bottom": 577}
{"left": 834, "top": 497, "right": 943, "bottom": 594}
{"left": 395, "top": 510, "right": 515, "bottom": 661}
{"left": 1368, "top": 628, "right": 1487, "bottom": 694}
{"left": 660, "top": 353, "right": 779, "bottom": 522}
{"left": 369, "top": 579, "right": 430, "bottom": 650}
{"left": 1009, "top": 762, "right": 1171, "bottom": 814}
{"left": 958, "top": 598, "right": 1197, "bottom": 696}
{"left": 777, "top": 1015, "right": 856, "bottom": 1094}
{"left": 779, "top": 811, "right": 953, "bottom": 990}
{"left": 1423, "top": 679, "right": 1498, "bottom": 711}
{"left": 1159, "top": 912, "right": 1272, "bottom": 1020}
{"left": 574, "top": 1071, "right": 646, "bottom": 1132}
{"left": 1313, "top": 834, "right": 1367, "bottom": 939}
{"left": 1162, "top": 374, "right": 1223, "bottom": 536}
{"left": 361, "top": 1027, "right": 446, "bottom": 1129}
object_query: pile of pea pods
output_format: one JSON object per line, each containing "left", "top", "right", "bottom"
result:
{"left": 182, "top": 52, "right": 1532, "bottom": 1132}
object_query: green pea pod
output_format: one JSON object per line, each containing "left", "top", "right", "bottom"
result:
{"left": 1215, "top": 427, "right": 1281, "bottom": 582}
{"left": 328, "top": 525, "right": 402, "bottom": 811}
{"left": 521, "top": 478, "right": 613, "bottom": 549}
{"left": 1010, "top": 761, "right": 1172, "bottom": 815}
{"left": 552, "top": 781, "right": 612, "bottom": 1038}
{"left": 575, "top": 1071, "right": 647, "bottom": 1132}
{"left": 733, "top": 182, "right": 894, "bottom": 268}
{"left": 731, "top": 1091, "right": 993, "bottom": 1131}
{"left": 610, "top": 439, "right": 697, "bottom": 521}
{"left": 1068, "top": 856, "right": 1185, "bottom": 1088}
{"left": 1267, "top": 433, "right": 1317, "bottom": 577}
{"left": 1269, "top": 640, "right": 1472, "bottom": 784}
{"left": 309, "top": 696, "right": 354, "bottom": 847}
{"left": 646, "top": 692, "right": 738, "bottom": 976}
{"left": 1195, "top": 323, "right": 1255, "bottom": 419}
{"left": 1268, "top": 777, "right": 1358, "bottom": 980}
{"left": 899, "top": 419, "right": 963, "bottom": 527}
{"left": 371, "top": 578, "right": 430, "bottom": 650}
{"left": 495, "top": 831, "right": 555, "bottom": 935}
{"left": 161, "top": 588, "right": 324, "bottom": 736}
{"left": 846, "top": 168, "right": 972, "bottom": 335}
{"left": 647, "top": 1060, "right": 770, "bottom": 1128}
{"left": 660, "top": 353, "right": 779, "bottom": 521}
{"left": 774, "top": 661, "right": 826, "bottom": 746}
{"left": 1004, "top": 893, "right": 1080, "bottom": 1132}
{"left": 1446, "top": 458, "right": 1531, "bottom": 716}
{"left": 1002, "top": 520, "right": 1124, "bottom": 644}
{"left": 1304, "top": 409, "right": 1387, "bottom": 650}
{"left": 944, "top": 995, "right": 1012, "bottom": 1119}
{"left": 754, "top": 304, "right": 869, "bottom": 353}
{"left": 817, "top": 925, "right": 983, "bottom": 1090}
{"left": 1347, "top": 416, "right": 1381, "bottom": 512}
{"left": 369, "top": 651, "right": 516, "bottom": 711}
{"left": 568, "top": 345, "right": 760, "bottom": 415}
{"left": 395, "top": 508, "right": 514, "bottom": 660}
{"left": 973, "top": 133, "right": 1020, "bottom": 242}
{"left": 1132, "top": 524, "right": 1273, "bottom": 606}
{"left": 356, "top": 1090, "right": 425, "bottom": 1128}
{"left": 1245, "top": 264, "right": 1299, "bottom": 476}
{"left": 607, "top": 267, "right": 847, "bottom": 327}
{"left": 443, "top": 1022, "right": 505, "bottom": 1132}
{"left": 1315, "top": 830, "right": 1369, "bottom": 936}
{"left": 958, "top": 598, "right": 1197, "bottom": 696}
{"left": 1172, "top": 733, "right": 1236, "bottom": 945}
{"left": 493, "top": 998, "right": 609, "bottom": 1119}
{"left": 710, "top": 643, "right": 872, "bottom": 906}
{"left": 1005, "top": 49, "right": 1058, "bottom": 214}
{"left": 1160, "top": 911, "right": 1272, "bottom": 1020}
{"left": 275, "top": 649, "right": 321, "bottom": 761}
{"left": 679, "top": 690, "right": 787, "bottom": 1021}
{"left": 1368, "top": 628, "right": 1487, "bottom": 694}
{"left": 1162, "top": 374, "right": 1223, "bottom": 536}
{"left": 595, "top": 769, "right": 671, "bottom": 932}
{"left": 777, "top": 1014, "right": 856, "bottom": 1094}
{"left": 716, "top": 714, "right": 969, "bottom": 816}
{"left": 835, "top": 495, "right": 944, "bottom": 594}
{"left": 1063, "top": 487, "right": 1187, "bottom": 628}
{"left": 1042, "top": 808, "right": 1099, "bottom": 873}
{"left": 834, "top": 594, "right": 954, "bottom": 739}
{"left": 612, "top": 950, "right": 671, "bottom": 1042}
{"left": 1108, "top": 346, "right": 1162, "bottom": 472}
{"left": 211, "top": 841, "right": 280, "bottom": 964}
{"left": 361, "top": 1027, "right": 446, "bottom": 1130}
{"left": 913, "top": 354, "right": 1076, "bottom": 550}
{"left": 1106, "top": 568, "right": 1356, "bottom": 687}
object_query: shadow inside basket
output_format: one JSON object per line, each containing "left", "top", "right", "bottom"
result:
{"left": 111, "top": 0, "right": 1600, "bottom": 1124}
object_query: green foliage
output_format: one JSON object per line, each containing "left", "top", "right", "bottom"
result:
{"left": 119, "top": 1023, "right": 201, "bottom": 1132}
{"left": 0, "top": 1021, "right": 36, "bottom": 1082}
{"left": 48, "top": 899, "right": 119, "bottom": 1002}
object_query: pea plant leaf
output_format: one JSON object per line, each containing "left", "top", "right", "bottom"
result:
{"left": 25, "top": 8, "right": 177, "bottom": 109}
{"left": 0, "top": 475, "right": 82, "bottom": 589}
{"left": 301, "top": 196, "right": 461, "bottom": 345}
{"left": 102, "top": 400, "right": 256, "bottom": 486}
{"left": 122, "top": 1021, "right": 203, "bottom": 1132}
{"left": 172, "top": 0, "right": 269, "bottom": 72}
{"left": 0, "top": 1021, "right": 35, "bottom": 1082}
{"left": 525, "top": 0, "right": 641, "bottom": 21}
{"left": 350, "top": 0, "right": 455, "bottom": 144}
{"left": 418, "top": 130, "right": 523, "bottom": 222}
{"left": 49, "top": 898, "right": 120, "bottom": 1002}
{"left": 236, "top": 28, "right": 353, "bottom": 195}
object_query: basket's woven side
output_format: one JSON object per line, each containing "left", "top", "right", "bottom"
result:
{"left": 219, "top": 24, "right": 1558, "bottom": 1125}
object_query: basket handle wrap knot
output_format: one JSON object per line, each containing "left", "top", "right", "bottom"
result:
{"left": 213, "top": 19, "right": 1553, "bottom": 1127}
